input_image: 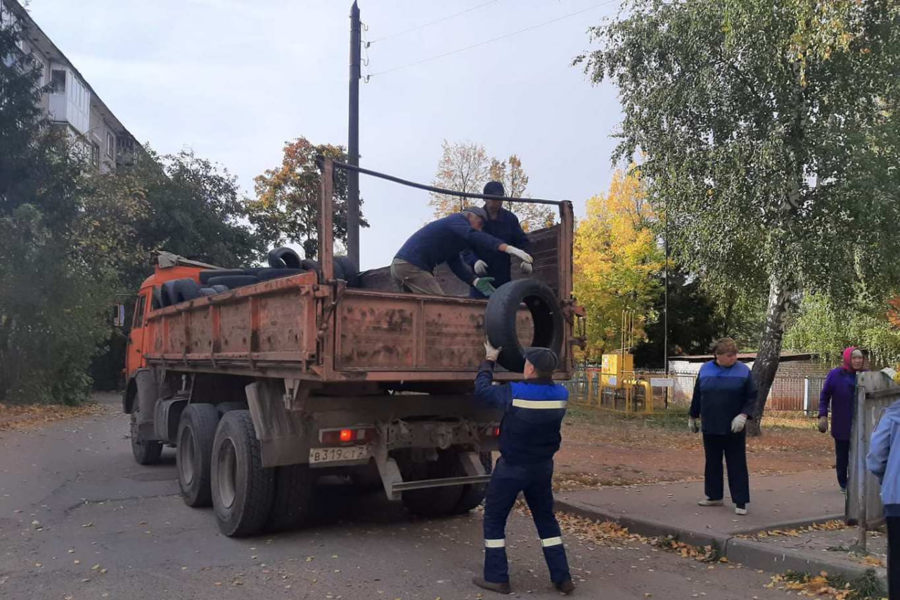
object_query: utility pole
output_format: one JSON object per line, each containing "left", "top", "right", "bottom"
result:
{"left": 347, "top": 1, "right": 361, "bottom": 271}
{"left": 663, "top": 205, "right": 669, "bottom": 408}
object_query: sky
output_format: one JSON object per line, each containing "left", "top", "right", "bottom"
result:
{"left": 26, "top": 0, "right": 624, "bottom": 269}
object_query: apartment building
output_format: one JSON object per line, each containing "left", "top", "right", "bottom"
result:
{"left": 1, "top": 0, "right": 139, "bottom": 173}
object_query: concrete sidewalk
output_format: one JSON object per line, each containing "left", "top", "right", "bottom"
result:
{"left": 557, "top": 470, "right": 887, "bottom": 585}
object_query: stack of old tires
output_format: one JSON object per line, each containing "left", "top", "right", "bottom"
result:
{"left": 152, "top": 247, "right": 360, "bottom": 309}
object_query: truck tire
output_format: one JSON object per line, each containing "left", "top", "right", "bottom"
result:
{"left": 267, "top": 247, "right": 302, "bottom": 269}
{"left": 210, "top": 410, "right": 274, "bottom": 537}
{"left": 333, "top": 256, "right": 359, "bottom": 287}
{"left": 130, "top": 412, "right": 163, "bottom": 465}
{"left": 255, "top": 268, "right": 305, "bottom": 281}
{"left": 485, "top": 279, "right": 564, "bottom": 372}
{"left": 398, "top": 449, "right": 464, "bottom": 518}
{"left": 162, "top": 278, "right": 201, "bottom": 306}
{"left": 454, "top": 452, "right": 494, "bottom": 513}
{"left": 210, "top": 284, "right": 229, "bottom": 294}
{"left": 205, "top": 275, "right": 259, "bottom": 289}
{"left": 199, "top": 269, "right": 247, "bottom": 284}
{"left": 176, "top": 403, "right": 220, "bottom": 507}
{"left": 265, "top": 464, "right": 316, "bottom": 532}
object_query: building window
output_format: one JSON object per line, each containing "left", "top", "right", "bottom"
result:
{"left": 106, "top": 132, "right": 114, "bottom": 158}
{"left": 91, "top": 143, "right": 100, "bottom": 168}
{"left": 51, "top": 69, "right": 66, "bottom": 93}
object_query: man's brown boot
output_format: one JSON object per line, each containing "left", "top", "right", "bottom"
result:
{"left": 554, "top": 579, "right": 576, "bottom": 594}
{"left": 472, "top": 577, "right": 511, "bottom": 594}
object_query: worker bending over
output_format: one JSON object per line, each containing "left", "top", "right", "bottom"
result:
{"left": 472, "top": 342, "right": 575, "bottom": 595}
{"left": 391, "top": 207, "right": 533, "bottom": 296}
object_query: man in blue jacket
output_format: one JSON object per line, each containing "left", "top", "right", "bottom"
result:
{"left": 464, "top": 181, "right": 533, "bottom": 298}
{"left": 472, "top": 341, "right": 574, "bottom": 595}
{"left": 391, "top": 206, "right": 533, "bottom": 296}
{"left": 866, "top": 397, "right": 900, "bottom": 597}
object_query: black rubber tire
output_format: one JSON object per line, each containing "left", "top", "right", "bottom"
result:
{"left": 333, "top": 256, "right": 359, "bottom": 287}
{"left": 399, "top": 449, "right": 465, "bottom": 517}
{"left": 205, "top": 275, "right": 259, "bottom": 289}
{"left": 265, "top": 464, "right": 316, "bottom": 532}
{"left": 454, "top": 452, "right": 494, "bottom": 513}
{"left": 210, "top": 284, "right": 229, "bottom": 294}
{"left": 199, "top": 287, "right": 217, "bottom": 296}
{"left": 255, "top": 268, "right": 305, "bottom": 281}
{"left": 130, "top": 412, "right": 163, "bottom": 465}
{"left": 267, "top": 247, "right": 302, "bottom": 269}
{"left": 299, "top": 259, "right": 322, "bottom": 282}
{"left": 199, "top": 269, "right": 247, "bottom": 284}
{"left": 176, "top": 403, "right": 220, "bottom": 508}
{"left": 210, "top": 411, "right": 274, "bottom": 537}
{"left": 484, "top": 279, "right": 564, "bottom": 372}
{"left": 162, "top": 278, "right": 201, "bottom": 306}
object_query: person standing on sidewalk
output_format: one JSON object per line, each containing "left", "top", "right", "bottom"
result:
{"left": 866, "top": 398, "right": 900, "bottom": 598}
{"left": 471, "top": 341, "right": 574, "bottom": 595}
{"left": 819, "top": 347, "right": 866, "bottom": 493}
{"left": 688, "top": 338, "right": 757, "bottom": 515}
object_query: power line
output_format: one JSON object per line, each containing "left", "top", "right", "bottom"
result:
{"left": 368, "top": 0, "right": 500, "bottom": 45}
{"left": 367, "top": 0, "right": 618, "bottom": 79}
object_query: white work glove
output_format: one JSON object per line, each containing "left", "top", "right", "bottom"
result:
{"left": 484, "top": 339, "right": 502, "bottom": 362}
{"left": 520, "top": 261, "right": 533, "bottom": 274}
{"left": 688, "top": 417, "right": 700, "bottom": 433}
{"left": 503, "top": 245, "right": 533, "bottom": 265}
{"left": 474, "top": 259, "right": 489, "bottom": 275}
{"left": 731, "top": 414, "right": 748, "bottom": 433}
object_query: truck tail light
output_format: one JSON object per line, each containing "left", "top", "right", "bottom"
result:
{"left": 483, "top": 425, "right": 501, "bottom": 438}
{"left": 319, "top": 427, "right": 375, "bottom": 445}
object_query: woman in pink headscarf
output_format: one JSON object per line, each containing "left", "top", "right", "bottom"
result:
{"left": 818, "top": 347, "right": 866, "bottom": 492}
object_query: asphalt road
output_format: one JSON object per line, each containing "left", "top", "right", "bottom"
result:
{"left": 0, "top": 393, "right": 794, "bottom": 600}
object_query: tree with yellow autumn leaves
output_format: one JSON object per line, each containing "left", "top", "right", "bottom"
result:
{"left": 574, "top": 168, "right": 664, "bottom": 361}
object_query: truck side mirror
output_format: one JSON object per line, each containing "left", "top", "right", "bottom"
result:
{"left": 113, "top": 304, "right": 126, "bottom": 327}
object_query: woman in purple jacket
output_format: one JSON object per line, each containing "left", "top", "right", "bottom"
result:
{"left": 818, "top": 347, "right": 865, "bottom": 492}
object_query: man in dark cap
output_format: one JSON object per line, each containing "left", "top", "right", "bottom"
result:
{"left": 464, "top": 181, "right": 533, "bottom": 298}
{"left": 392, "top": 207, "right": 533, "bottom": 296}
{"left": 471, "top": 342, "right": 574, "bottom": 595}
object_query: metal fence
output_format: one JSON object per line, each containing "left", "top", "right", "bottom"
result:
{"left": 565, "top": 368, "right": 828, "bottom": 414}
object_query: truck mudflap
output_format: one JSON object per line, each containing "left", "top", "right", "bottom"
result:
{"left": 373, "top": 448, "right": 490, "bottom": 501}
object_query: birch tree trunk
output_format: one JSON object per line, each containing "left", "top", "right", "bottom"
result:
{"left": 747, "top": 274, "right": 793, "bottom": 436}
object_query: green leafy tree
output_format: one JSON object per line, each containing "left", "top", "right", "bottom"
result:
{"left": 785, "top": 293, "right": 900, "bottom": 366}
{"left": 580, "top": 0, "right": 900, "bottom": 433}
{"left": 248, "top": 138, "right": 366, "bottom": 260}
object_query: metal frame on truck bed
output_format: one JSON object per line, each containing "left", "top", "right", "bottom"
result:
{"left": 122, "top": 159, "right": 581, "bottom": 537}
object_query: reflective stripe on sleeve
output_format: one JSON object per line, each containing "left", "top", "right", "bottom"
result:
{"left": 540, "top": 536, "right": 563, "bottom": 547}
{"left": 511, "top": 399, "right": 567, "bottom": 410}
{"left": 484, "top": 538, "right": 506, "bottom": 548}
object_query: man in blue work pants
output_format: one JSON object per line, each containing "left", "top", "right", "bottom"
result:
{"left": 472, "top": 342, "right": 574, "bottom": 595}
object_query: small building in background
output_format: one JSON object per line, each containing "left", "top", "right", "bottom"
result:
{"left": 1, "top": 0, "right": 139, "bottom": 173}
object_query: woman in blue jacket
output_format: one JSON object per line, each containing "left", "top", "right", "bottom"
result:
{"left": 689, "top": 338, "right": 757, "bottom": 515}
{"left": 819, "top": 347, "right": 865, "bottom": 492}
{"left": 866, "top": 398, "right": 900, "bottom": 597}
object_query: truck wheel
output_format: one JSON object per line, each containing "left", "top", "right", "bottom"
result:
{"left": 485, "top": 279, "right": 564, "bottom": 372}
{"left": 176, "top": 404, "right": 220, "bottom": 507}
{"left": 267, "top": 247, "right": 302, "bottom": 269}
{"left": 455, "top": 452, "right": 494, "bottom": 513}
{"left": 205, "top": 275, "right": 259, "bottom": 289}
{"left": 333, "top": 256, "right": 360, "bottom": 287}
{"left": 199, "top": 269, "right": 247, "bottom": 284}
{"left": 210, "top": 410, "right": 274, "bottom": 537}
{"left": 399, "top": 450, "right": 464, "bottom": 518}
{"left": 265, "top": 464, "right": 316, "bottom": 532}
{"left": 130, "top": 412, "right": 163, "bottom": 465}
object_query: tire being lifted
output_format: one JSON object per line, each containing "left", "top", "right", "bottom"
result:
{"left": 484, "top": 279, "right": 564, "bottom": 373}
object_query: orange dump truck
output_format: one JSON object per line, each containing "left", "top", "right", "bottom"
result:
{"left": 123, "top": 159, "right": 579, "bottom": 536}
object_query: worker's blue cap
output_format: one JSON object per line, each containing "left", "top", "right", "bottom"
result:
{"left": 524, "top": 347, "right": 558, "bottom": 373}
{"left": 462, "top": 206, "right": 488, "bottom": 221}
{"left": 483, "top": 181, "right": 505, "bottom": 197}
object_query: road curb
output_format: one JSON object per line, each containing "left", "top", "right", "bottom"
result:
{"left": 556, "top": 500, "right": 884, "bottom": 587}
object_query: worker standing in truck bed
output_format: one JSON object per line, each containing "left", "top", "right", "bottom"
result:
{"left": 391, "top": 206, "right": 533, "bottom": 296}
{"left": 463, "top": 181, "right": 532, "bottom": 298}
{"left": 471, "top": 341, "right": 575, "bottom": 596}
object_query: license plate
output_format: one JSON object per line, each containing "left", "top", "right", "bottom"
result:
{"left": 309, "top": 446, "right": 370, "bottom": 464}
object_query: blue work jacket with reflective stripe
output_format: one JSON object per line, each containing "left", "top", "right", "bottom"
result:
{"left": 475, "top": 360, "right": 568, "bottom": 465}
